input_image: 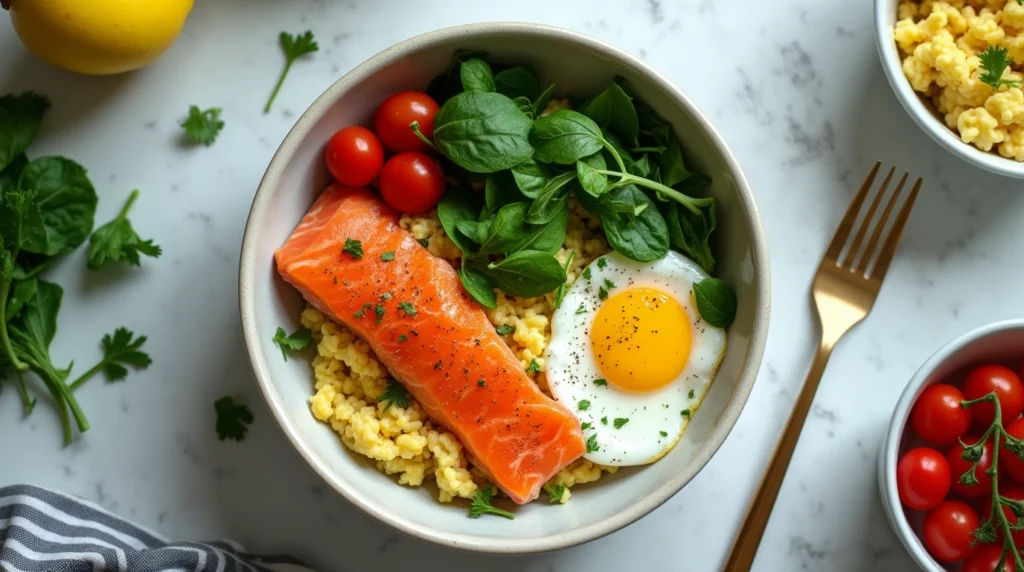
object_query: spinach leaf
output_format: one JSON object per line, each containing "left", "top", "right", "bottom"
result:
{"left": 602, "top": 131, "right": 635, "bottom": 170}
{"left": 532, "top": 83, "right": 556, "bottom": 117}
{"left": 0, "top": 153, "right": 28, "bottom": 194}
{"left": 525, "top": 172, "right": 575, "bottom": 224}
{"left": 478, "top": 250, "right": 566, "bottom": 298}
{"left": 427, "top": 49, "right": 488, "bottom": 103}
{"left": 494, "top": 66, "right": 539, "bottom": 100}
{"left": 17, "top": 157, "right": 98, "bottom": 257}
{"left": 458, "top": 265, "right": 497, "bottom": 308}
{"left": 581, "top": 83, "right": 638, "bottom": 144}
{"left": 483, "top": 170, "right": 523, "bottom": 217}
{"left": 576, "top": 152, "right": 608, "bottom": 197}
{"left": 433, "top": 91, "right": 534, "bottom": 173}
{"left": 511, "top": 159, "right": 551, "bottom": 198}
{"left": 436, "top": 185, "right": 479, "bottom": 253}
{"left": 10, "top": 279, "right": 60, "bottom": 350}
{"left": 479, "top": 201, "right": 567, "bottom": 255}
{"left": 631, "top": 154, "right": 652, "bottom": 178}
{"left": 530, "top": 110, "right": 604, "bottom": 164}
{"left": 636, "top": 101, "right": 669, "bottom": 134}
{"left": 461, "top": 57, "right": 495, "bottom": 92}
{"left": 511, "top": 96, "right": 534, "bottom": 117}
{"left": 659, "top": 137, "right": 690, "bottom": 188}
{"left": 664, "top": 201, "right": 716, "bottom": 273}
{"left": 456, "top": 219, "right": 492, "bottom": 245}
{"left": 599, "top": 186, "right": 669, "bottom": 263}
{"left": 0, "top": 92, "right": 49, "bottom": 172}
{"left": 6, "top": 276, "right": 37, "bottom": 319}
{"left": 693, "top": 278, "right": 736, "bottom": 328}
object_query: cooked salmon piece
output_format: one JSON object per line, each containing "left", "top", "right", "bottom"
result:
{"left": 275, "top": 184, "right": 586, "bottom": 504}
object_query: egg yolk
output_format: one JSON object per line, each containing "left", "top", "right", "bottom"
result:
{"left": 589, "top": 287, "right": 691, "bottom": 392}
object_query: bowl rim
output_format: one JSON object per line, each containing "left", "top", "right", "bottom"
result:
{"left": 238, "top": 21, "right": 771, "bottom": 554}
{"left": 872, "top": 0, "right": 1024, "bottom": 179}
{"left": 880, "top": 319, "right": 1024, "bottom": 571}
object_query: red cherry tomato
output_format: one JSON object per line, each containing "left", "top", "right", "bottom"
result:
{"left": 324, "top": 126, "right": 384, "bottom": 187}
{"left": 963, "top": 544, "right": 1015, "bottom": 572}
{"left": 897, "top": 447, "right": 952, "bottom": 510}
{"left": 963, "top": 364, "right": 1024, "bottom": 430}
{"left": 378, "top": 152, "right": 445, "bottom": 215}
{"left": 374, "top": 91, "right": 439, "bottom": 153}
{"left": 923, "top": 500, "right": 980, "bottom": 562}
{"left": 912, "top": 384, "right": 973, "bottom": 446}
{"left": 1004, "top": 418, "right": 1024, "bottom": 484}
{"left": 947, "top": 436, "right": 994, "bottom": 498}
{"left": 982, "top": 487, "right": 1024, "bottom": 548}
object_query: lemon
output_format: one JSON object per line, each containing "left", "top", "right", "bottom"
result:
{"left": 8, "top": 0, "right": 194, "bottom": 75}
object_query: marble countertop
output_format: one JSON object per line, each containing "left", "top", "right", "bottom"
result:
{"left": 4, "top": 0, "right": 1023, "bottom": 570}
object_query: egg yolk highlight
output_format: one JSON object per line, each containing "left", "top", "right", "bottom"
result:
{"left": 589, "top": 287, "right": 691, "bottom": 392}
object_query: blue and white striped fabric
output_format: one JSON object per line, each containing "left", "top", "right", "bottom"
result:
{"left": 0, "top": 484, "right": 314, "bottom": 572}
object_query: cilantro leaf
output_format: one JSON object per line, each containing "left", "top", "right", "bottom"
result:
{"left": 613, "top": 417, "right": 629, "bottom": 429}
{"left": 578, "top": 399, "right": 590, "bottom": 411}
{"left": 495, "top": 324, "right": 515, "bottom": 335}
{"left": 87, "top": 190, "right": 161, "bottom": 269}
{"left": 544, "top": 483, "right": 566, "bottom": 504}
{"left": 575, "top": 303, "right": 586, "bottom": 315}
{"left": 979, "top": 46, "right": 1022, "bottom": 90}
{"left": 594, "top": 378, "right": 607, "bottom": 386}
{"left": 597, "top": 257, "right": 607, "bottom": 269}
{"left": 343, "top": 237, "right": 363, "bottom": 259}
{"left": 581, "top": 421, "right": 592, "bottom": 430}
{"left": 272, "top": 327, "right": 312, "bottom": 361}
{"left": 181, "top": 106, "right": 224, "bottom": 145}
{"left": 96, "top": 327, "right": 152, "bottom": 382}
{"left": 469, "top": 484, "right": 515, "bottom": 519}
{"left": 397, "top": 301, "right": 417, "bottom": 316}
{"left": 214, "top": 396, "right": 254, "bottom": 442}
{"left": 377, "top": 379, "right": 410, "bottom": 411}
{"left": 265, "top": 31, "right": 319, "bottom": 113}
{"left": 526, "top": 358, "right": 541, "bottom": 373}
{"left": 586, "top": 434, "right": 599, "bottom": 452}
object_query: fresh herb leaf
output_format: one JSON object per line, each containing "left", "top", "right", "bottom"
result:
{"left": 436, "top": 185, "right": 480, "bottom": 253}
{"left": 594, "top": 378, "right": 607, "bottom": 387}
{"left": 510, "top": 159, "right": 553, "bottom": 198}
{"left": 544, "top": 483, "right": 566, "bottom": 504}
{"left": 577, "top": 152, "right": 609, "bottom": 197}
{"left": 597, "top": 258, "right": 608, "bottom": 269}
{"left": 525, "top": 172, "right": 575, "bottom": 225}
{"left": 495, "top": 324, "right": 515, "bottom": 335}
{"left": 456, "top": 219, "right": 492, "bottom": 246}
{"left": 272, "top": 327, "right": 313, "bottom": 361}
{"left": 578, "top": 399, "right": 590, "bottom": 411}
{"left": 660, "top": 430, "right": 668, "bottom": 437}
{"left": 575, "top": 304, "right": 586, "bottom": 315}
{"left": 342, "top": 238, "right": 363, "bottom": 259}
{"left": 17, "top": 157, "right": 98, "bottom": 257}
{"left": 469, "top": 484, "right": 515, "bottom": 519}
{"left": 398, "top": 334, "right": 408, "bottom": 343}
{"left": 494, "top": 66, "right": 540, "bottom": 100}
{"left": 601, "top": 416, "right": 608, "bottom": 425}
{"left": 214, "top": 396, "right": 253, "bottom": 442}
{"left": 378, "top": 379, "right": 410, "bottom": 411}
{"left": 426, "top": 49, "right": 489, "bottom": 103}
{"left": 180, "top": 106, "right": 224, "bottom": 145}
{"left": 380, "top": 292, "right": 393, "bottom": 301}
{"left": 474, "top": 250, "right": 566, "bottom": 298}
{"left": 433, "top": 91, "right": 534, "bottom": 173}
{"left": 374, "top": 304, "right": 386, "bottom": 324}
{"left": 693, "top": 278, "right": 737, "bottom": 328}
{"left": 459, "top": 265, "right": 497, "bottom": 308}
{"left": 597, "top": 186, "right": 670, "bottom": 263}
{"left": 688, "top": 389, "right": 695, "bottom": 399}
{"left": 460, "top": 57, "right": 496, "bottom": 92}
{"left": 586, "top": 434, "right": 599, "bottom": 453}
{"left": 613, "top": 417, "right": 629, "bottom": 429}
{"left": 530, "top": 110, "right": 605, "bottom": 164}
{"left": 87, "top": 190, "right": 161, "bottom": 269}
{"left": 265, "top": 31, "right": 319, "bottom": 113}
{"left": 90, "top": 328, "right": 152, "bottom": 383}
{"left": 581, "top": 422, "right": 593, "bottom": 430}
{"left": 664, "top": 200, "right": 716, "bottom": 273}
{"left": 397, "top": 301, "right": 417, "bottom": 316}
{"left": 380, "top": 251, "right": 395, "bottom": 261}
{"left": 553, "top": 251, "right": 576, "bottom": 310}
{"left": 979, "top": 46, "right": 1022, "bottom": 89}
{"left": 532, "top": 83, "right": 557, "bottom": 117}
{"left": 681, "top": 409, "right": 691, "bottom": 418}
{"left": 354, "top": 302, "right": 371, "bottom": 318}
{"left": 659, "top": 137, "right": 690, "bottom": 187}
{"left": 603, "top": 278, "right": 616, "bottom": 290}
{"left": 582, "top": 267, "right": 593, "bottom": 280}
{"left": 527, "top": 358, "right": 540, "bottom": 373}
{"left": 480, "top": 202, "right": 568, "bottom": 255}
{"left": 598, "top": 286, "right": 609, "bottom": 300}
{"left": 417, "top": 238, "right": 430, "bottom": 248}
{"left": 580, "top": 83, "right": 639, "bottom": 144}
{"left": 482, "top": 170, "right": 523, "bottom": 218}
{"left": 0, "top": 92, "right": 49, "bottom": 171}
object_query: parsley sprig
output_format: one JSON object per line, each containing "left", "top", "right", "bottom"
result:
{"left": 87, "top": 190, "right": 162, "bottom": 269}
{"left": 214, "top": 396, "right": 254, "bottom": 442}
{"left": 979, "top": 46, "right": 1022, "bottom": 90}
{"left": 265, "top": 31, "right": 319, "bottom": 113}
{"left": 181, "top": 106, "right": 224, "bottom": 145}
{"left": 272, "top": 327, "right": 312, "bottom": 361}
{"left": 543, "top": 483, "right": 566, "bottom": 504}
{"left": 68, "top": 328, "right": 152, "bottom": 389}
{"left": 469, "top": 484, "right": 515, "bottom": 519}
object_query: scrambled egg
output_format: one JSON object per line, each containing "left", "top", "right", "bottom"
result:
{"left": 895, "top": 0, "right": 1024, "bottom": 159}
{"left": 303, "top": 200, "right": 617, "bottom": 504}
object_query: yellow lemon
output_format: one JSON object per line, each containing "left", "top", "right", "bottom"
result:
{"left": 9, "top": 0, "right": 194, "bottom": 75}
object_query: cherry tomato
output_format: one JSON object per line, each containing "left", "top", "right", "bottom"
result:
{"left": 897, "top": 447, "right": 952, "bottom": 510}
{"left": 374, "top": 91, "right": 439, "bottom": 153}
{"left": 324, "top": 126, "right": 384, "bottom": 187}
{"left": 964, "top": 364, "right": 1024, "bottom": 430}
{"left": 378, "top": 152, "right": 445, "bottom": 215}
{"left": 923, "top": 500, "right": 980, "bottom": 562}
{"left": 1004, "top": 418, "right": 1024, "bottom": 484}
{"left": 982, "top": 486, "right": 1024, "bottom": 548}
{"left": 912, "top": 384, "right": 973, "bottom": 446}
{"left": 963, "top": 544, "right": 1015, "bottom": 572}
{"left": 948, "top": 435, "right": 994, "bottom": 498}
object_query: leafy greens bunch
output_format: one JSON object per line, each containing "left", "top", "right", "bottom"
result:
{"left": 0, "top": 92, "right": 153, "bottom": 444}
{"left": 420, "top": 52, "right": 728, "bottom": 318}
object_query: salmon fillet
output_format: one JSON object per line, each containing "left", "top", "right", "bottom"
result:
{"left": 274, "top": 184, "right": 586, "bottom": 504}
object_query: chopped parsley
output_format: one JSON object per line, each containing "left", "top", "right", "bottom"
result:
{"left": 265, "top": 31, "right": 319, "bottom": 113}
{"left": 380, "top": 251, "right": 395, "bottom": 261}
{"left": 377, "top": 380, "right": 409, "bottom": 411}
{"left": 434, "top": 361, "right": 443, "bottom": 370}
{"left": 374, "top": 304, "right": 386, "bottom": 324}
{"left": 495, "top": 325, "right": 515, "bottom": 336}
{"left": 553, "top": 251, "right": 576, "bottom": 310}
{"left": 544, "top": 483, "right": 566, "bottom": 504}
{"left": 575, "top": 304, "right": 586, "bottom": 315}
{"left": 342, "top": 237, "right": 363, "bottom": 259}
{"left": 577, "top": 400, "right": 591, "bottom": 411}
{"left": 681, "top": 409, "right": 691, "bottom": 418}
{"left": 660, "top": 431, "right": 668, "bottom": 437}
{"left": 581, "top": 422, "right": 593, "bottom": 430}
{"left": 603, "top": 278, "right": 616, "bottom": 290}
{"left": 380, "top": 292, "right": 393, "bottom": 301}
{"left": 601, "top": 416, "right": 608, "bottom": 425}
{"left": 979, "top": 46, "right": 1022, "bottom": 89}
{"left": 272, "top": 327, "right": 312, "bottom": 361}
{"left": 613, "top": 418, "right": 629, "bottom": 429}
{"left": 469, "top": 485, "right": 515, "bottom": 519}
{"left": 397, "top": 301, "right": 417, "bottom": 316}
{"left": 597, "top": 257, "right": 607, "bottom": 269}
{"left": 214, "top": 396, "right": 253, "bottom": 442}
{"left": 594, "top": 378, "right": 608, "bottom": 387}
{"left": 598, "top": 286, "right": 609, "bottom": 301}
{"left": 477, "top": 378, "right": 486, "bottom": 387}
{"left": 586, "top": 434, "right": 599, "bottom": 453}
{"left": 582, "top": 267, "right": 592, "bottom": 280}
{"left": 354, "top": 302, "right": 372, "bottom": 318}
{"left": 181, "top": 106, "right": 224, "bottom": 145}
{"left": 417, "top": 238, "right": 430, "bottom": 248}
{"left": 397, "top": 334, "right": 408, "bottom": 343}
{"left": 526, "top": 359, "right": 541, "bottom": 373}
{"left": 688, "top": 389, "right": 695, "bottom": 399}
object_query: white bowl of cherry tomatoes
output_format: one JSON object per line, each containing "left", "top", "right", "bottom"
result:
{"left": 882, "top": 320, "right": 1024, "bottom": 571}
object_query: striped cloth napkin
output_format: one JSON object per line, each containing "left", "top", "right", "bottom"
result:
{"left": 0, "top": 484, "right": 314, "bottom": 572}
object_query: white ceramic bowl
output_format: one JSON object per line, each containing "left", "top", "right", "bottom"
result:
{"left": 873, "top": 0, "right": 1024, "bottom": 178}
{"left": 880, "top": 320, "right": 1024, "bottom": 570}
{"left": 239, "top": 22, "right": 770, "bottom": 553}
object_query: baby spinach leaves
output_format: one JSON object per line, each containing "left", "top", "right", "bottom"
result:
{"left": 460, "top": 57, "right": 496, "bottom": 93}
{"left": 530, "top": 110, "right": 604, "bottom": 164}
{"left": 494, "top": 66, "right": 540, "bottom": 100}
{"left": 693, "top": 278, "right": 737, "bottom": 328}
{"left": 432, "top": 91, "right": 533, "bottom": 173}
{"left": 18, "top": 157, "right": 98, "bottom": 257}
{"left": 597, "top": 186, "right": 669, "bottom": 263}
{"left": 469, "top": 251, "right": 566, "bottom": 298}
{"left": 580, "top": 83, "right": 638, "bottom": 144}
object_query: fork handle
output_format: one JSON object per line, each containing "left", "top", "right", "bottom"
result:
{"left": 723, "top": 341, "right": 835, "bottom": 572}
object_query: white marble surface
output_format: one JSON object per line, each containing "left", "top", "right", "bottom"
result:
{"left": 3, "top": 0, "right": 1024, "bottom": 570}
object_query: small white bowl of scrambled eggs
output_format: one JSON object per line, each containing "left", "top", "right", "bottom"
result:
{"left": 240, "top": 22, "right": 770, "bottom": 553}
{"left": 875, "top": 0, "right": 1024, "bottom": 178}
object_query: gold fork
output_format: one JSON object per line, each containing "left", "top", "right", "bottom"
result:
{"left": 723, "top": 162, "right": 922, "bottom": 571}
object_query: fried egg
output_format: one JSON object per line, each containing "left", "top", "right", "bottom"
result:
{"left": 545, "top": 251, "right": 727, "bottom": 466}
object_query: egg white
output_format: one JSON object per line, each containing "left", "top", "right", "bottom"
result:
{"left": 546, "top": 251, "right": 727, "bottom": 466}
